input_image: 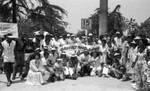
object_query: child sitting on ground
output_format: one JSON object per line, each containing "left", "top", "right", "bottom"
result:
{"left": 64, "top": 53, "right": 78, "bottom": 80}
{"left": 90, "top": 52, "right": 103, "bottom": 77}
{"left": 109, "top": 53, "right": 122, "bottom": 79}
{"left": 54, "top": 59, "right": 65, "bottom": 81}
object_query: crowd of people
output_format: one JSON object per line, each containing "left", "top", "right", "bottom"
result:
{"left": 0, "top": 30, "right": 150, "bottom": 90}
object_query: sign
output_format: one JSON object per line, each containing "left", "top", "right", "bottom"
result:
{"left": 59, "top": 44, "right": 99, "bottom": 52}
{"left": 81, "top": 18, "right": 92, "bottom": 29}
{"left": 0, "top": 23, "right": 18, "bottom": 38}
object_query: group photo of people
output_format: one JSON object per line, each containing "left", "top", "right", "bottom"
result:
{"left": 0, "top": 29, "right": 150, "bottom": 91}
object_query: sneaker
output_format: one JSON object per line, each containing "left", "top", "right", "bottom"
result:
{"left": 0, "top": 70, "right": 2, "bottom": 74}
{"left": 10, "top": 80, "right": 12, "bottom": 84}
{"left": 12, "top": 76, "right": 16, "bottom": 80}
{"left": 7, "top": 82, "right": 11, "bottom": 87}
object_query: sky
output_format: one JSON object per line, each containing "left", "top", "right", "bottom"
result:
{"left": 49, "top": 0, "right": 150, "bottom": 34}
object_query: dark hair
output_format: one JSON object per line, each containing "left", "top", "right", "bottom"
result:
{"left": 60, "top": 54, "right": 66, "bottom": 58}
{"left": 45, "top": 38, "right": 50, "bottom": 42}
{"left": 44, "top": 52, "right": 49, "bottom": 57}
{"left": 99, "top": 35, "right": 104, "bottom": 40}
{"left": 102, "top": 39, "right": 106, "bottom": 44}
{"left": 34, "top": 52, "right": 41, "bottom": 59}
{"left": 139, "top": 38, "right": 148, "bottom": 46}
{"left": 40, "top": 34, "right": 44, "bottom": 39}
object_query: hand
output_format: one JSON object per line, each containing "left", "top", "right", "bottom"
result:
{"left": 40, "top": 70, "right": 45, "bottom": 75}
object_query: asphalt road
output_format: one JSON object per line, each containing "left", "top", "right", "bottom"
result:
{"left": 0, "top": 74, "right": 134, "bottom": 91}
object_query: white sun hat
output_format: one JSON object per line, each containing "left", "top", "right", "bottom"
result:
{"left": 114, "top": 53, "right": 120, "bottom": 56}
{"left": 82, "top": 36, "right": 86, "bottom": 39}
{"left": 7, "top": 35, "right": 15, "bottom": 38}
{"left": 134, "top": 36, "right": 141, "bottom": 40}
{"left": 89, "top": 33, "right": 92, "bottom": 36}
{"left": 116, "top": 31, "right": 120, "bottom": 34}
{"left": 131, "top": 41, "right": 136, "bottom": 44}
{"left": 51, "top": 47, "right": 56, "bottom": 50}
{"left": 70, "top": 53, "right": 77, "bottom": 57}
{"left": 67, "top": 34, "right": 70, "bottom": 37}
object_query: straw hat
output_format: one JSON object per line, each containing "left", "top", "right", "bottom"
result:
{"left": 116, "top": 32, "right": 120, "bottom": 34}
{"left": 43, "top": 46, "right": 48, "bottom": 50}
{"left": 89, "top": 33, "right": 92, "bottom": 36}
{"left": 82, "top": 36, "right": 86, "bottom": 39}
{"left": 70, "top": 53, "right": 77, "bottom": 57}
{"left": 67, "top": 34, "right": 70, "bottom": 37}
{"left": 51, "top": 47, "right": 56, "bottom": 51}
{"left": 7, "top": 35, "right": 15, "bottom": 38}
{"left": 34, "top": 48, "right": 41, "bottom": 52}
{"left": 134, "top": 36, "right": 141, "bottom": 40}
{"left": 61, "top": 51, "right": 66, "bottom": 55}
{"left": 131, "top": 41, "right": 136, "bottom": 44}
{"left": 114, "top": 53, "right": 120, "bottom": 56}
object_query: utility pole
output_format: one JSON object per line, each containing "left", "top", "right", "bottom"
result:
{"left": 12, "top": 0, "right": 17, "bottom": 23}
{"left": 99, "top": 0, "right": 108, "bottom": 36}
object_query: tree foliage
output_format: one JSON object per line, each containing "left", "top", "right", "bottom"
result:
{"left": 139, "top": 18, "right": 150, "bottom": 38}
{"left": 0, "top": 0, "right": 69, "bottom": 37}
{"left": 89, "top": 5, "right": 124, "bottom": 37}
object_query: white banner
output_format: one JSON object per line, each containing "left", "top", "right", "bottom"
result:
{"left": 59, "top": 44, "right": 99, "bottom": 52}
{"left": 0, "top": 22, "right": 18, "bottom": 38}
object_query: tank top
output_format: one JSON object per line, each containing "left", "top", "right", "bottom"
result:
{"left": 1, "top": 40, "right": 16, "bottom": 62}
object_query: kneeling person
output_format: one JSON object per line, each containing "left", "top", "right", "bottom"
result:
{"left": 54, "top": 59, "right": 65, "bottom": 81}
{"left": 41, "top": 52, "right": 55, "bottom": 82}
{"left": 64, "top": 53, "right": 78, "bottom": 80}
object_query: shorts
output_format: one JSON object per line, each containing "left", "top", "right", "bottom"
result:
{"left": 3, "top": 62, "right": 13, "bottom": 73}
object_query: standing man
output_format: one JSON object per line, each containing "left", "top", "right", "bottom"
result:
{"left": 114, "top": 32, "right": 122, "bottom": 50}
{"left": 0, "top": 35, "right": 17, "bottom": 86}
{"left": 12, "top": 34, "right": 27, "bottom": 80}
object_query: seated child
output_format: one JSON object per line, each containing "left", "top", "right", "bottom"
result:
{"left": 54, "top": 58, "right": 65, "bottom": 81}
{"left": 90, "top": 52, "right": 103, "bottom": 77}
{"left": 64, "top": 53, "right": 78, "bottom": 80}
{"left": 41, "top": 52, "right": 55, "bottom": 83}
{"left": 109, "top": 53, "right": 122, "bottom": 79}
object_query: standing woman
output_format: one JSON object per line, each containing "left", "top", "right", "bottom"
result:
{"left": 106, "top": 40, "right": 115, "bottom": 66}
{"left": 99, "top": 40, "right": 109, "bottom": 77}
{"left": 132, "top": 38, "right": 149, "bottom": 90}
{"left": 128, "top": 41, "right": 137, "bottom": 82}
{"left": 99, "top": 40, "right": 107, "bottom": 65}
{"left": 26, "top": 53, "right": 45, "bottom": 85}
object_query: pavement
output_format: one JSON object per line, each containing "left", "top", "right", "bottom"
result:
{"left": 0, "top": 74, "right": 134, "bottom": 91}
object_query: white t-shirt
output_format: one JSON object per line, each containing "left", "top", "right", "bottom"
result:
{"left": 49, "top": 52, "right": 58, "bottom": 64}
{"left": 51, "top": 38, "right": 60, "bottom": 48}
{"left": 114, "top": 37, "right": 122, "bottom": 48}
{"left": 58, "top": 38, "right": 67, "bottom": 46}
{"left": 78, "top": 54, "right": 91, "bottom": 62}
{"left": 1, "top": 40, "right": 16, "bottom": 62}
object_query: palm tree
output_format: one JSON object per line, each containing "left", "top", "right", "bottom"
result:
{"left": 0, "top": 0, "right": 29, "bottom": 22}
{"left": 99, "top": 0, "right": 108, "bottom": 36}
{"left": 29, "top": 0, "right": 68, "bottom": 32}
{"left": 0, "top": 0, "right": 68, "bottom": 35}
{"left": 90, "top": 4, "right": 124, "bottom": 37}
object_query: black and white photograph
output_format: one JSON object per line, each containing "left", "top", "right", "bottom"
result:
{"left": 0, "top": 0, "right": 150, "bottom": 91}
